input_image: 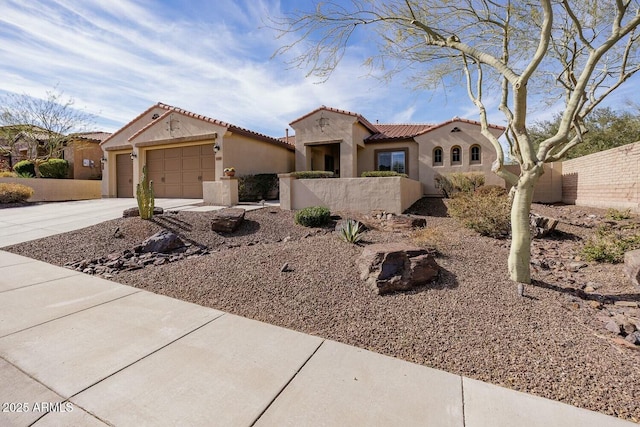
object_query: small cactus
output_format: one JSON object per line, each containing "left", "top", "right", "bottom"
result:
{"left": 136, "top": 165, "right": 155, "bottom": 220}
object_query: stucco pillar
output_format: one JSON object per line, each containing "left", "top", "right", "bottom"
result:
{"left": 340, "top": 142, "right": 357, "bottom": 178}
{"left": 203, "top": 177, "right": 238, "bottom": 207}
{"left": 278, "top": 173, "right": 295, "bottom": 210}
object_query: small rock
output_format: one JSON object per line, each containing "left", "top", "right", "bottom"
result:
{"left": 530, "top": 214, "right": 559, "bottom": 238}
{"left": 567, "top": 262, "right": 587, "bottom": 273}
{"left": 123, "top": 207, "right": 164, "bottom": 218}
{"left": 605, "top": 319, "right": 622, "bottom": 335}
{"left": 140, "top": 230, "right": 185, "bottom": 254}
{"left": 588, "top": 300, "right": 602, "bottom": 309}
{"left": 103, "top": 274, "right": 114, "bottom": 279}
{"left": 623, "top": 249, "right": 640, "bottom": 290}
{"left": 625, "top": 331, "right": 640, "bottom": 345}
{"left": 280, "top": 263, "right": 290, "bottom": 273}
{"left": 584, "top": 286, "right": 596, "bottom": 293}
{"left": 614, "top": 301, "right": 639, "bottom": 308}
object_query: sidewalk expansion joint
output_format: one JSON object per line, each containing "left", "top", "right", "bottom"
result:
{"left": 250, "top": 339, "right": 326, "bottom": 427}
{"left": 461, "top": 376, "right": 466, "bottom": 427}
{"left": 0, "top": 271, "right": 81, "bottom": 294}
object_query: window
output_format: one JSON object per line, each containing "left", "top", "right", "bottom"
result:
{"left": 451, "top": 146, "right": 461, "bottom": 165}
{"left": 470, "top": 145, "right": 481, "bottom": 164}
{"left": 433, "top": 147, "right": 443, "bottom": 166}
{"left": 376, "top": 149, "right": 407, "bottom": 174}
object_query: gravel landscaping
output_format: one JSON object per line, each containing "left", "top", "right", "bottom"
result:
{"left": 6, "top": 200, "right": 640, "bottom": 423}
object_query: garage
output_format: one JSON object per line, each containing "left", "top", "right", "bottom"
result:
{"left": 116, "top": 153, "right": 134, "bottom": 198}
{"left": 146, "top": 145, "right": 215, "bottom": 198}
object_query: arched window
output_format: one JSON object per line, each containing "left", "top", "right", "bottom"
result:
{"left": 433, "top": 147, "right": 443, "bottom": 166}
{"left": 470, "top": 145, "right": 481, "bottom": 164}
{"left": 451, "top": 146, "right": 461, "bottom": 165}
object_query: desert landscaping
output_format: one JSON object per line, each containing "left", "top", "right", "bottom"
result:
{"left": 5, "top": 198, "right": 640, "bottom": 423}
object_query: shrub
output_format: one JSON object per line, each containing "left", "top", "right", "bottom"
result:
{"left": 475, "top": 185, "right": 508, "bottom": 197}
{"left": 238, "top": 174, "right": 279, "bottom": 202}
{"left": 412, "top": 226, "right": 444, "bottom": 252}
{"left": 290, "top": 171, "right": 335, "bottom": 179}
{"left": 338, "top": 219, "right": 364, "bottom": 244}
{"left": 582, "top": 226, "right": 640, "bottom": 263}
{"left": 13, "top": 160, "right": 35, "bottom": 177}
{"left": 361, "top": 170, "right": 408, "bottom": 178}
{"left": 606, "top": 208, "right": 632, "bottom": 221}
{"left": 447, "top": 187, "right": 511, "bottom": 238}
{"left": 435, "top": 172, "right": 485, "bottom": 198}
{"left": 0, "top": 171, "right": 17, "bottom": 177}
{"left": 295, "top": 206, "right": 331, "bottom": 227}
{"left": 39, "top": 158, "right": 70, "bottom": 179}
{"left": 0, "top": 183, "right": 34, "bottom": 203}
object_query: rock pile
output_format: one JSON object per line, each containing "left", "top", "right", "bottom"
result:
{"left": 64, "top": 230, "right": 208, "bottom": 278}
{"left": 594, "top": 299, "right": 640, "bottom": 346}
{"left": 351, "top": 210, "right": 426, "bottom": 232}
{"left": 530, "top": 213, "right": 558, "bottom": 238}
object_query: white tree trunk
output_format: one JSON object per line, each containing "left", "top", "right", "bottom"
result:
{"left": 508, "top": 169, "right": 541, "bottom": 284}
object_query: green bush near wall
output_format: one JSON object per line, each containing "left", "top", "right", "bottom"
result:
{"left": 238, "top": 174, "right": 279, "bottom": 202}
{"left": 294, "top": 206, "right": 331, "bottom": 227}
{"left": 290, "top": 171, "right": 335, "bottom": 179}
{"left": 13, "top": 160, "right": 36, "bottom": 177}
{"left": 39, "top": 159, "right": 70, "bottom": 179}
{"left": 361, "top": 170, "right": 408, "bottom": 178}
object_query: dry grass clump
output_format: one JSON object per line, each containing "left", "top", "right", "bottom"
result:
{"left": 447, "top": 187, "right": 511, "bottom": 238}
{"left": 411, "top": 226, "right": 444, "bottom": 252}
{"left": 0, "top": 182, "right": 34, "bottom": 203}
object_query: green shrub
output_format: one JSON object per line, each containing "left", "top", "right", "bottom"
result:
{"left": 338, "top": 219, "right": 364, "bottom": 244}
{"left": 238, "top": 174, "right": 279, "bottom": 202}
{"left": 0, "top": 171, "right": 17, "bottom": 177}
{"left": 606, "top": 208, "right": 632, "bottom": 221}
{"left": 582, "top": 226, "right": 640, "bottom": 263}
{"left": 295, "top": 206, "right": 331, "bottom": 227}
{"left": 13, "top": 160, "right": 35, "bottom": 177}
{"left": 39, "top": 158, "right": 70, "bottom": 179}
{"left": 0, "top": 183, "right": 34, "bottom": 203}
{"left": 290, "top": 171, "right": 335, "bottom": 179}
{"left": 447, "top": 187, "right": 511, "bottom": 238}
{"left": 435, "top": 172, "right": 485, "bottom": 198}
{"left": 361, "top": 171, "right": 408, "bottom": 178}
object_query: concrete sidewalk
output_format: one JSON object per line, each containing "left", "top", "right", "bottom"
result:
{"left": 0, "top": 250, "right": 633, "bottom": 426}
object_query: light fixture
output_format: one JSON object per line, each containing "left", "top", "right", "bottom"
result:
{"left": 317, "top": 113, "right": 330, "bottom": 132}
{"left": 130, "top": 152, "right": 137, "bottom": 159}
{"left": 100, "top": 156, "right": 107, "bottom": 163}
{"left": 213, "top": 144, "right": 221, "bottom": 153}
{"left": 451, "top": 127, "right": 461, "bottom": 133}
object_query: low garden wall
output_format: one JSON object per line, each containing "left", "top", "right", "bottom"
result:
{"left": 202, "top": 178, "right": 239, "bottom": 207}
{"left": 279, "top": 175, "right": 423, "bottom": 214}
{"left": 0, "top": 177, "right": 101, "bottom": 202}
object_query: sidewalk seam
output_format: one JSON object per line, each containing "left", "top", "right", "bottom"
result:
{"left": 250, "top": 339, "right": 326, "bottom": 427}
{"left": 461, "top": 376, "right": 466, "bottom": 427}
{"left": 0, "top": 272, "right": 81, "bottom": 294}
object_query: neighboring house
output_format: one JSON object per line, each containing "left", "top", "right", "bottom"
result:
{"left": 289, "top": 106, "right": 506, "bottom": 196}
{"left": 101, "top": 103, "right": 294, "bottom": 198}
{"left": 63, "top": 132, "right": 111, "bottom": 180}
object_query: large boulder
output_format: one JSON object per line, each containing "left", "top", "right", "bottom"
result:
{"left": 358, "top": 243, "right": 440, "bottom": 295}
{"left": 624, "top": 249, "right": 640, "bottom": 289}
{"left": 140, "top": 230, "right": 184, "bottom": 253}
{"left": 211, "top": 208, "right": 245, "bottom": 233}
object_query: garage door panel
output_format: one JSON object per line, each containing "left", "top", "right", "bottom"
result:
{"left": 182, "top": 157, "right": 200, "bottom": 171}
{"left": 163, "top": 171, "right": 181, "bottom": 185}
{"left": 164, "top": 157, "right": 181, "bottom": 171}
{"left": 202, "top": 170, "right": 215, "bottom": 181}
{"left": 164, "top": 185, "right": 181, "bottom": 198}
{"left": 164, "top": 148, "right": 181, "bottom": 158}
{"left": 182, "top": 145, "right": 201, "bottom": 156}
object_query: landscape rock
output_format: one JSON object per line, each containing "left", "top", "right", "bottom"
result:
{"left": 530, "top": 213, "right": 559, "bottom": 238}
{"left": 605, "top": 319, "right": 622, "bottom": 335}
{"left": 140, "top": 230, "right": 185, "bottom": 253}
{"left": 358, "top": 243, "right": 440, "bottom": 295}
{"left": 351, "top": 211, "right": 426, "bottom": 232}
{"left": 567, "top": 262, "right": 588, "bottom": 272}
{"left": 123, "top": 207, "right": 164, "bottom": 218}
{"left": 625, "top": 331, "right": 640, "bottom": 345}
{"left": 623, "top": 249, "right": 640, "bottom": 289}
{"left": 211, "top": 208, "right": 245, "bottom": 233}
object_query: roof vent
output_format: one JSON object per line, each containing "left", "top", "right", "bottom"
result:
{"left": 451, "top": 126, "right": 461, "bottom": 133}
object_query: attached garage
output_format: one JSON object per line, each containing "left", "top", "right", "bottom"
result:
{"left": 146, "top": 144, "right": 215, "bottom": 198}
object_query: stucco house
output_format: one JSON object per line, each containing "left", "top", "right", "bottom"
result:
{"left": 101, "top": 103, "right": 294, "bottom": 198}
{"left": 289, "top": 106, "right": 506, "bottom": 196}
{"left": 63, "top": 132, "right": 110, "bottom": 180}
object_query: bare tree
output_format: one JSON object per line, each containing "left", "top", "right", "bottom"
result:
{"left": 0, "top": 87, "right": 95, "bottom": 177}
{"left": 272, "top": 0, "right": 640, "bottom": 288}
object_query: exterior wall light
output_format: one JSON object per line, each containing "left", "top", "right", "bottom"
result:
{"left": 213, "top": 144, "right": 221, "bottom": 153}
{"left": 130, "top": 152, "right": 137, "bottom": 160}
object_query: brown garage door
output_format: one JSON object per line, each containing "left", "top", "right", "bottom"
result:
{"left": 146, "top": 145, "right": 215, "bottom": 198}
{"left": 116, "top": 153, "right": 134, "bottom": 198}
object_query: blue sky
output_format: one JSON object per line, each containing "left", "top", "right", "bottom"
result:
{"left": 1, "top": 0, "right": 638, "bottom": 137}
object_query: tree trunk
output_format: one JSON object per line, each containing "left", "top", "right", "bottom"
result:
{"left": 508, "top": 169, "right": 541, "bottom": 284}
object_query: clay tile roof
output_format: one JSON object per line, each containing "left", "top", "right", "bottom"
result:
{"left": 289, "top": 105, "right": 378, "bottom": 134}
{"left": 367, "top": 123, "right": 435, "bottom": 141}
{"left": 70, "top": 131, "right": 112, "bottom": 142}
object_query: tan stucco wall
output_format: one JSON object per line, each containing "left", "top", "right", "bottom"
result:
{"left": 221, "top": 132, "right": 294, "bottom": 178}
{"left": 203, "top": 177, "right": 239, "bottom": 206}
{"left": 416, "top": 122, "right": 503, "bottom": 196}
{"left": 280, "top": 176, "right": 423, "bottom": 214}
{"left": 505, "top": 162, "right": 563, "bottom": 203}
{"left": 0, "top": 177, "right": 101, "bottom": 202}
{"left": 358, "top": 140, "right": 419, "bottom": 180}
{"left": 64, "top": 141, "right": 103, "bottom": 180}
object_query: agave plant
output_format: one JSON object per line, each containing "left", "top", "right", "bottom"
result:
{"left": 339, "top": 219, "right": 363, "bottom": 244}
